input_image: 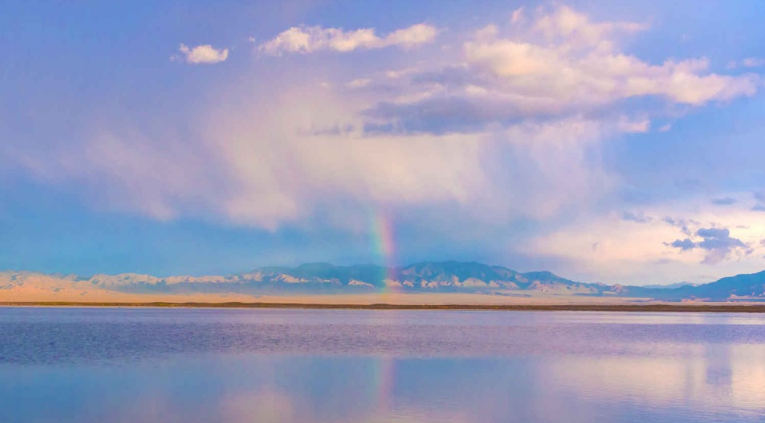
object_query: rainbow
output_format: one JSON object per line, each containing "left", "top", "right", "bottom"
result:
{"left": 371, "top": 211, "right": 401, "bottom": 293}
{"left": 368, "top": 210, "right": 402, "bottom": 415}
{"left": 371, "top": 355, "right": 396, "bottom": 413}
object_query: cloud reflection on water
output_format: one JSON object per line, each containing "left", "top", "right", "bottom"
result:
{"left": 205, "top": 347, "right": 765, "bottom": 423}
{"left": 2, "top": 310, "right": 764, "bottom": 422}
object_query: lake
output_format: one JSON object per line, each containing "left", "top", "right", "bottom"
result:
{"left": 1, "top": 307, "right": 764, "bottom": 422}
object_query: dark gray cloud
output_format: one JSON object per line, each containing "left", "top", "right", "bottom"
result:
{"left": 696, "top": 229, "right": 747, "bottom": 254}
{"left": 410, "top": 64, "right": 481, "bottom": 87}
{"left": 359, "top": 65, "right": 519, "bottom": 135}
{"left": 696, "top": 227, "right": 735, "bottom": 239}
{"left": 363, "top": 95, "right": 532, "bottom": 135}
{"left": 663, "top": 217, "right": 698, "bottom": 236}
{"left": 302, "top": 124, "right": 356, "bottom": 136}
{"left": 668, "top": 238, "right": 696, "bottom": 250}
{"left": 358, "top": 61, "right": 628, "bottom": 135}
{"left": 752, "top": 191, "right": 765, "bottom": 211}
{"left": 667, "top": 227, "right": 750, "bottom": 265}
{"left": 711, "top": 197, "right": 737, "bottom": 205}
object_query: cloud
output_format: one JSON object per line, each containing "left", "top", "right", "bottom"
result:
{"left": 711, "top": 197, "right": 737, "bottom": 205}
{"left": 696, "top": 228, "right": 750, "bottom": 264}
{"left": 511, "top": 7, "right": 525, "bottom": 25}
{"left": 622, "top": 211, "right": 651, "bottom": 223}
{"left": 464, "top": 23, "right": 756, "bottom": 105}
{"left": 526, "top": 200, "right": 765, "bottom": 284}
{"left": 9, "top": 4, "right": 762, "bottom": 232}
{"left": 4, "top": 80, "right": 618, "bottom": 232}
{"left": 526, "top": 211, "right": 697, "bottom": 284}
{"left": 667, "top": 227, "right": 750, "bottom": 265}
{"left": 752, "top": 191, "right": 765, "bottom": 212}
{"left": 385, "top": 23, "right": 439, "bottom": 46}
{"left": 532, "top": 4, "right": 646, "bottom": 48}
{"left": 742, "top": 58, "right": 765, "bottom": 68}
{"left": 221, "top": 391, "right": 295, "bottom": 423}
{"left": 669, "top": 238, "right": 696, "bottom": 251}
{"left": 663, "top": 217, "right": 697, "bottom": 236}
{"left": 355, "top": 5, "right": 760, "bottom": 135}
{"left": 4, "top": 3, "right": 765, "bottom": 287}
{"left": 23, "top": 81, "right": 491, "bottom": 230}
{"left": 175, "top": 44, "right": 229, "bottom": 64}
{"left": 258, "top": 23, "right": 438, "bottom": 55}
{"left": 728, "top": 57, "right": 765, "bottom": 69}
{"left": 347, "top": 78, "right": 371, "bottom": 88}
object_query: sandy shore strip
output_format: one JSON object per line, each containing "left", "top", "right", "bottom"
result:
{"left": 2, "top": 301, "right": 765, "bottom": 313}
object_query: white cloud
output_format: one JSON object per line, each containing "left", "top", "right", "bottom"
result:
{"left": 13, "top": 4, "right": 762, "bottom": 234}
{"left": 728, "top": 57, "right": 765, "bottom": 69}
{"left": 204, "top": 84, "right": 487, "bottom": 229}
{"left": 347, "top": 78, "right": 371, "bottom": 88}
{"left": 385, "top": 23, "right": 439, "bottom": 46}
{"left": 511, "top": 7, "right": 525, "bottom": 25}
{"left": 176, "top": 44, "right": 229, "bottom": 64}
{"left": 461, "top": 6, "right": 758, "bottom": 107}
{"left": 385, "top": 68, "right": 418, "bottom": 79}
{"left": 7, "top": 75, "right": 626, "bottom": 233}
{"left": 528, "top": 200, "right": 765, "bottom": 284}
{"left": 533, "top": 4, "right": 645, "bottom": 50}
{"left": 258, "top": 23, "right": 438, "bottom": 55}
{"left": 742, "top": 57, "right": 765, "bottom": 68}
{"left": 4, "top": 3, "right": 765, "bottom": 285}
{"left": 10, "top": 80, "right": 490, "bottom": 231}
{"left": 356, "top": 4, "right": 761, "bottom": 139}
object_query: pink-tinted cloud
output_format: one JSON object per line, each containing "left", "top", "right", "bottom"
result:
{"left": 259, "top": 23, "right": 438, "bottom": 55}
{"left": 175, "top": 44, "right": 229, "bottom": 64}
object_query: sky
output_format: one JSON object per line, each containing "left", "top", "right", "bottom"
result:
{"left": 2, "top": 0, "right": 765, "bottom": 285}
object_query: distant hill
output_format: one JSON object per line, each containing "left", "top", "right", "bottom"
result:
{"left": 672, "top": 271, "right": 765, "bottom": 300}
{"left": 642, "top": 282, "right": 699, "bottom": 290}
{"left": 1, "top": 262, "right": 764, "bottom": 302}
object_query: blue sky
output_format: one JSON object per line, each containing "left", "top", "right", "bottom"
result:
{"left": 2, "top": 0, "right": 765, "bottom": 285}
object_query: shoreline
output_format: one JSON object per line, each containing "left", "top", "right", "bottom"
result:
{"left": 2, "top": 301, "right": 765, "bottom": 313}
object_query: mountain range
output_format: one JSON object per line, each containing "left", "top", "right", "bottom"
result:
{"left": 1, "top": 261, "right": 765, "bottom": 302}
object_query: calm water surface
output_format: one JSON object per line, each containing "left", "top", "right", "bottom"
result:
{"left": 1, "top": 307, "right": 764, "bottom": 422}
